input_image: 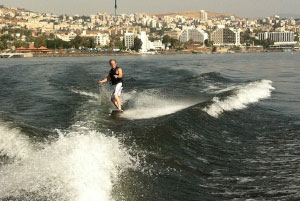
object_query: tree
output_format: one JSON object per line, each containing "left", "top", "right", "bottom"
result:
{"left": 46, "top": 39, "right": 71, "bottom": 49}
{"left": 114, "top": 37, "right": 126, "bottom": 50}
{"left": 133, "top": 37, "right": 142, "bottom": 52}
{"left": 13, "top": 40, "right": 28, "bottom": 48}
{"left": 70, "top": 35, "right": 82, "bottom": 49}
{"left": 170, "top": 38, "right": 179, "bottom": 48}
{"left": 34, "top": 36, "right": 47, "bottom": 48}
{"left": 0, "top": 41, "right": 7, "bottom": 50}
{"left": 0, "top": 34, "right": 14, "bottom": 41}
{"left": 81, "top": 37, "right": 95, "bottom": 49}
{"left": 162, "top": 35, "right": 171, "bottom": 44}
{"left": 255, "top": 39, "right": 274, "bottom": 49}
{"left": 204, "top": 39, "right": 213, "bottom": 47}
{"left": 149, "top": 36, "right": 160, "bottom": 42}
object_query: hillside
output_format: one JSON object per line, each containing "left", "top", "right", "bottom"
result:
{"left": 154, "top": 10, "right": 239, "bottom": 19}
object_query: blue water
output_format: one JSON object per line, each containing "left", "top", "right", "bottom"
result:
{"left": 0, "top": 52, "right": 300, "bottom": 201}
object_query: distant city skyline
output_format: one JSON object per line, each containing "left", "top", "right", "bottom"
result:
{"left": 1, "top": 0, "right": 300, "bottom": 18}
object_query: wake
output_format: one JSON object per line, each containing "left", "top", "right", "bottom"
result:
{"left": 203, "top": 80, "right": 275, "bottom": 118}
{"left": 0, "top": 122, "right": 133, "bottom": 201}
{"left": 121, "top": 91, "right": 196, "bottom": 119}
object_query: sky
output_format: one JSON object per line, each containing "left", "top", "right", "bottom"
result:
{"left": 1, "top": 0, "right": 300, "bottom": 18}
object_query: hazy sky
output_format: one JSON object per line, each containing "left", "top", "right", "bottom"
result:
{"left": 1, "top": 0, "right": 300, "bottom": 18}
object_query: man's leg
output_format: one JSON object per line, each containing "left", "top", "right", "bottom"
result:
{"left": 114, "top": 94, "right": 122, "bottom": 110}
{"left": 111, "top": 98, "right": 119, "bottom": 109}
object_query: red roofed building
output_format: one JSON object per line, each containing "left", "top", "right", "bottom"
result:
{"left": 16, "top": 46, "right": 51, "bottom": 53}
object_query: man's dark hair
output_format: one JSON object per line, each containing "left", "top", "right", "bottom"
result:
{"left": 109, "top": 59, "right": 116, "bottom": 65}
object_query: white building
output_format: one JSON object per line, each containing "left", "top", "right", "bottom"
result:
{"left": 140, "top": 31, "right": 148, "bottom": 52}
{"left": 94, "top": 33, "right": 110, "bottom": 46}
{"left": 179, "top": 27, "right": 208, "bottom": 43}
{"left": 152, "top": 40, "right": 163, "bottom": 50}
{"left": 210, "top": 27, "right": 241, "bottom": 46}
{"left": 124, "top": 32, "right": 135, "bottom": 49}
{"left": 151, "top": 20, "right": 157, "bottom": 28}
{"left": 200, "top": 10, "right": 208, "bottom": 21}
{"left": 258, "top": 31, "right": 295, "bottom": 43}
{"left": 56, "top": 32, "right": 77, "bottom": 42}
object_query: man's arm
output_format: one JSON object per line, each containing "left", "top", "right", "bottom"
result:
{"left": 116, "top": 68, "right": 123, "bottom": 78}
{"left": 98, "top": 74, "right": 111, "bottom": 85}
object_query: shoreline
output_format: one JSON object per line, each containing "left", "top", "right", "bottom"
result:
{"left": 1, "top": 49, "right": 298, "bottom": 58}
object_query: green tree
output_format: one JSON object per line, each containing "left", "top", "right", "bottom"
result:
{"left": 133, "top": 37, "right": 142, "bottom": 52}
{"left": 162, "top": 35, "right": 171, "bottom": 44}
{"left": 46, "top": 39, "right": 71, "bottom": 49}
{"left": 170, "top": 38, "right": 179, "bottom": 48}
{"left": 149, "top": 36, "right": 160, "bottom": 42}
{"left": 34, "top": 36, "right": 47, "bottom": 48}
{"left": 0, "top": 34, "right": 14, "bottom": 41}
{"left": 13, "top": 40, "right": 28, "bottom": 48}
{"left": 70, "top": 35, "right": 82, "bottom": 49}
{"left": 204, "top": 39, "right": 213, "bottom": 47}
{"left": 255, "top": 39, "right": 274, "bottom": 49}
{"left": 0, "top": 41, "right": 7, "bottom": 50}
{"left": 114, "top": 38, "right": 126, "bottom": 50}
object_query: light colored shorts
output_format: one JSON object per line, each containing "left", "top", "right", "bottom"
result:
{"left": 111, "top": 83, "right": 123, "bottom": 99}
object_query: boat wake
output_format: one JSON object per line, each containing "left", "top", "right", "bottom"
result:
{"left": 203, "top": 80, "right": 275, "bottom": 117}
{"left": 0, "top": 122, "right": 133, "bottom": 201}
{"left": 121, "top": 90, "right": 196, "bottom": 119}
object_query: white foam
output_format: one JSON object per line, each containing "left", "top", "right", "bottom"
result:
{"left": 122, "top": 91, "right": 195, "bottom": 119}
{"left": 71, "top": 86, "right": 112, "bottom": 106}
{"left": 0, "top": 129, "right": 133, "bottom": 201}
{"left": 0, "top": 122, "right": 33, "bottom": 160}
{"left": 203, "top": 80, "right": 275, "bottom": 118}
{"left": 71, "top": 89, "right": 100, "bottom": 99}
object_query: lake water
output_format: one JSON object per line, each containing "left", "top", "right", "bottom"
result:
{"left": 0, "top": 52, "right": 300, "bottom": 201}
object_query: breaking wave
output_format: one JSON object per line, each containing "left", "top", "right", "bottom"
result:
{"left": 0, "top": 125, "right": 133, "bottom": 201}
{"left": 203, "top": 80, "right": 275, "bottom": 118}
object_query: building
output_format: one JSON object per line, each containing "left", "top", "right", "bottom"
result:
{"left": 210, "top": 27, "right": 241, "bottom": 46}
{"left": 258, "top": 31, "right": 295, "bottom": 43}
{"left": 16, "top": 46, "right": 51, "bottom": 53}
{"left": 56, "top": 32, "right": 77, "bottom": 42}
{"left": 124, "top": 32, "right": 135, "bottom": 49}
{"left": 179, "top": 27, "right": 208, "bottom": 43}
{"left": 94, "top": 33, "right": 110, "bottom": 46}
{"left": 164, "top": 30, "right": 181, "bottom": 40}
{"left": 148, "top": 40, "right": 163, "bottom": 50}
{"left": 200, "top": 10, "right": 208, "bottom": 21}
{"left": 82, "top": 32, "right": 110, "bottom": 47}
{"left": 140, "top": 31, "right": 148, "bottom": 52}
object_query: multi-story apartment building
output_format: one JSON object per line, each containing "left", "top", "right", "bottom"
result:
{"left": 200, "top": 10, "right": 208, "bottom": 21}
{"left": 124, "top": 32, "right": 135, "bottom": 49}
{"left": 210, "top": 26, "right": 241, "bottom": 46}
{"left": 179, "top": 27, "right": 208, "bottom": 43}
{"left": 258, "top": 31, "right": 295, "bottom": 43}
{"left": 94, "top": 33, "right": 110, "bottom": 46}
{"left": 140, "top": 31, "right": 148, "bottom": 52}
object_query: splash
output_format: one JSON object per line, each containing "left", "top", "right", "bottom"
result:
{"left": 0, "top": 126, "right": 133, "bottom": 201}
{"left": 71, "top": 88, "right": 100, "bottom": 100}
{"left": 121, "top": 91, "right": 195, "bottom": 119}
{"left": 203, "top": 80, "right": 275, "bottom": 118}
{"left": 0, "top": 122, "right": 33, "bottom": 161}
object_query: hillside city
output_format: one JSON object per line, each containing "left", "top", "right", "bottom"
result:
{"left": 0, "top": 5, "right": 300, "bottom": 56}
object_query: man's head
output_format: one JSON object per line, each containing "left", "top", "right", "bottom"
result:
{"left": 109, "top": 59, "right": 117, "bottom": 68}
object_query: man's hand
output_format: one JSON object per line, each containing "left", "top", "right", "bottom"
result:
{"left": 98, "top": 80, "right": 103, "bottom": 85}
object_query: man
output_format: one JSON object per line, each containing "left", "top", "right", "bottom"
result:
{"left": 98, "top": 59, "right": 123, "bottom": 111}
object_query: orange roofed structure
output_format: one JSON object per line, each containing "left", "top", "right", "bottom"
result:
{"left": 16, "top": 46, "right": 52, "bottom": 53}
